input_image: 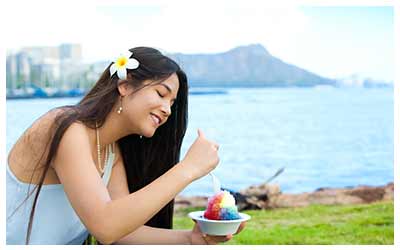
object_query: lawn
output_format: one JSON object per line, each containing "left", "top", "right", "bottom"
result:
{"left": 173, "top": 201, "right": 393, "bottom": 245}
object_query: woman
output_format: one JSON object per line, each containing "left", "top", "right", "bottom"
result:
{"left": 6, "top": 47, "right": 245, "bottom": 245}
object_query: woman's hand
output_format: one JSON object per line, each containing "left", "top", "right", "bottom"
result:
{"left": 189, "top": 220, "right": 246, "bottom": 245}
{"left": 180, "top": 129, "right": 220, "bottom": 181}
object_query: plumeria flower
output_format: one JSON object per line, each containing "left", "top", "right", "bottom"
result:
{"left": 109, "top": 52, "right": 139, "bottom": 80}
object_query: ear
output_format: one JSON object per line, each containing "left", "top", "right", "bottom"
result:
{"left": 117, "top": 80, "right": 131, "bottom": 97}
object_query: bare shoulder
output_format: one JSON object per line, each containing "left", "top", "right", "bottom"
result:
{"left": 60, "top": 120, "right": 89, "bottom": 140}
{"left": 7, "top": 107, "right": 74, "bottom": 184}
{"left": 52, "top": 121, "right": 92, "bottom": 169}
{"left": 8, "top": 108, "right": 68, "bottom": 159}
{"left": 27, "top": 107, "right": 67, "bottom": 134}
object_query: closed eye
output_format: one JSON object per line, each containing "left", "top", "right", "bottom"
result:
{"left": 156, "top": 88, "right": 175, "bottom": 107}
{"left": 156, "top": 90, "right": 164, "bottom": 98}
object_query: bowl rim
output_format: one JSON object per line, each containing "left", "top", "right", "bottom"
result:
{"left": 188, "top": 210, "right": 251, "bottom": 223}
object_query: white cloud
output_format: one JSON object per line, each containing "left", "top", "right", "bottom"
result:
{"left": 3, "top": 0, "right": 393, "bottom": 81}
{"left": 138, "top": 2, "right": 310, "bottom": 55}
{"left": 2, "top": 1, "right": 113, "bottom": 49}
{"left": 3, "top": 0, "right": 310, "bottom": 62}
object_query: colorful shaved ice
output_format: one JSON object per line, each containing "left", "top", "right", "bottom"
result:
{"left": 204, "top": 190, "right": 241, "bottom": 220}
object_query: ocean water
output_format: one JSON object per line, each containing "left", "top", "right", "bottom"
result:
{"left": 6, "top": 87, "right": 394, "bottom": 196}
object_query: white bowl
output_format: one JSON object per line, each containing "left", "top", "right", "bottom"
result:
{"left": 188, "top": 210, "right": 251, "bottom": 236}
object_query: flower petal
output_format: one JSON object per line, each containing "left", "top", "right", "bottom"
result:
{"left": 109, "top": 63, "right": 117, "bottom": 76}
{"left": 113, "top": 54, "right": 122, "bottom": 63}
{"left": 126, "top": 58, "right": 139, "bottom": 69}
{"left": 117, "top": 68, "right": 127, "bottom": 80}
{"left": 124, "top": 51, "right": 133, "bottom": 58}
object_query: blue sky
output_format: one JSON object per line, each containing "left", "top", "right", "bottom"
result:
{"left": 296, "top": 6, "right": 394, "bottom": 82}
{"left": 4, "top": 1, "right": 395, "bottom": 82}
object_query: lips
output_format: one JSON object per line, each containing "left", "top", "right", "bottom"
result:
{"left": 150, "top": 113, "right": 162, "bottom": 126}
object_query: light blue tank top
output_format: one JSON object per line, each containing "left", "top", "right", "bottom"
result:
{"left": 6, "top": 144, "right": 115, "bottom": 245}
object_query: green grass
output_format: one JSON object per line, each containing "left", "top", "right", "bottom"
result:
{"left": 173, "top": 201, "right": 394, "bottom": 245}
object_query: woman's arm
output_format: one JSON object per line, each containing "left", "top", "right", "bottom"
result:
{"left": 53, "top": 123, "right": 195, "bottom": 244}
{"left": 114, "top": 226, "right": 191, "bottom": 245}
{"left": 107, "top": 146, "right": 190, "bottom": 245}
{"left": 107, "top": 151, "right": 240, "bottom": 245}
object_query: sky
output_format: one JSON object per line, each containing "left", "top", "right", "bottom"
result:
{"left": 2, "top": 0, "right": 395, "bottom": 82}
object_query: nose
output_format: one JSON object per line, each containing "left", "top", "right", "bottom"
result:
{"left": 161, "top": 101, "right": 171, "bottom": 117}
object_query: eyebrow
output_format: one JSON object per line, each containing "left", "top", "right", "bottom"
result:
{"left": 160, "top": 83, "right": 176, "bottom": 102}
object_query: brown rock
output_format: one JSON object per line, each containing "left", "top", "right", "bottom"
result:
{"left": 174, "top": 182, "right": 393, "bottom": 211}
{"left": 174, "top": 196, "right": 207, "bottom": 211}
{"left": 346, "top": 186, "right": 385, "bottom": 203}
{"left": 383, "top": 182, "right": 394, "bottom": 201}
{"left": 240, "top": 184, "right": 281, "bottom": 197}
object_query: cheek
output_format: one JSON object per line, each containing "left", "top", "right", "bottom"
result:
{"left": 144, "top": 97, "right": 163, "bottom": 112}
{"left": 122, "top": 99, "right": 141, "bottom": 120}
{"left": 124, "top": 98, "right": 153, "bottom": 119}
{"left": 123, "top": 93, "right": 161, "bottom": 120}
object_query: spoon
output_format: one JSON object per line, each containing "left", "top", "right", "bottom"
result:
{"left": 209, "top": 172, "right": 221, "bottom": 194}
{"left": 265, "top": 167, "right": 285, "bottom": 184}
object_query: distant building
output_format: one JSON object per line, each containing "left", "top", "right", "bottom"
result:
{"left": 59, "top": 43, "right": 82, "bottom": 61}
{"left": 6, "top": 51, "right": 31, "bottom": 89}
{"left": 22, "top": 46, "right": 60, "bottom": 64}
{"left": 6, "top": 43, "right": 84, "bottom": 91}
{"left": 6, "top": 53, "right": 17, "bottom": 90}
{"left": 58, "top": 44, "right": 83, "bottom": 89}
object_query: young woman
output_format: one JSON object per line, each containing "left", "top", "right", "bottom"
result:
{"left": 6, "top": 47, "right": 245, "bottom": 245}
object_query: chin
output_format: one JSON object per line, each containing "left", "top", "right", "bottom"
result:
{"left": 142, "top": 128, "right": 156, "bottom": 138}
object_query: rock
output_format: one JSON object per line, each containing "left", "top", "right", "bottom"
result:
{"left": 174, "top": 196, "right": 207, "bottom": 211}
{"left": 383, "top": 182, "right": 394, "bottom": 201}
{"left": 174, "top": 182, "right": 394, "bottom": 211}
{"left": 346, "top": 186, "right": 386, "bottom": 203}
{"left": 261, "top": 183, "right": 393, "bottom": 208}
{"left": 270, "top": 190, "right": 364, "bottom": 208}
{"left": 240, "top": 183, "right": 281, "bottom": 197}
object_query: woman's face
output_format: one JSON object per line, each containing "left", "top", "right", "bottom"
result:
{"left": 121, "top": 73, "right": 180, "bottom": 137}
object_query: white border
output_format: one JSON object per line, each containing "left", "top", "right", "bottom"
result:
{"left": 393, "top": 1, "right": 399, "bottom": 248}
{"left": 1, "top": 12, "right": 6, "bottom": 250}
{"left": 2, "top": 0, "right": 398, "bottom": 249}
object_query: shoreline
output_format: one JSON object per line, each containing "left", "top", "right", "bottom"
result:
{"left": 174, "top": 182, "right": 393, "bottom": 211}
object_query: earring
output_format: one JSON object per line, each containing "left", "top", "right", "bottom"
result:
{"left": 140, "top": 135, "right": 143, "bottom": 139}
{"left": 117, "top": 96, "right": 123, "bottom": 114}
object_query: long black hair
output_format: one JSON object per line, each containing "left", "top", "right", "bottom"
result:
{"left": 17, "top": 47, "right": 188, "bottom": 244}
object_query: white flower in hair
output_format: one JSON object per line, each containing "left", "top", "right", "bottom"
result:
{"left": 109, "top": 51, "right": 139, "bottom": 80}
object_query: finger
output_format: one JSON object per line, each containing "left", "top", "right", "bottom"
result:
{"left": 207, "top": 235, "right": 231, "bottom": 243}
{"left": 201, "top": 234, "right": 211, "bottom": 245}
{"left": 234, "top": 222, "right": 245, "bottom": 234}
{"left": 203, "top": 235, "right": 219, "bottom": 245}
{"left": 197, "top": 129, "right": 205, "bottom": 138}
{"left": 234, "top": 221, "right": 246, "bottom": 235}
{"left": 191, "top": 220, "right": 201, "bottom": 232}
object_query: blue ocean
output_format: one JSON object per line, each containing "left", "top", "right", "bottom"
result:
{"left": 6, "top": 87, "right": 394, "bottom": 196}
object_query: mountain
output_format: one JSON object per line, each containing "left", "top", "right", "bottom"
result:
{"left": 168, "top": 44, "right": 334, "bottom": 87}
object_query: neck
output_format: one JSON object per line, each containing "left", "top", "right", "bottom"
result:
{"left": 92, "top": 104, "right": 141, "bottom": 147}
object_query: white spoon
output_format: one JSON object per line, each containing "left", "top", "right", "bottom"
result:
{"left": 209, "top": 172, "right": 221, "bottom": 194}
